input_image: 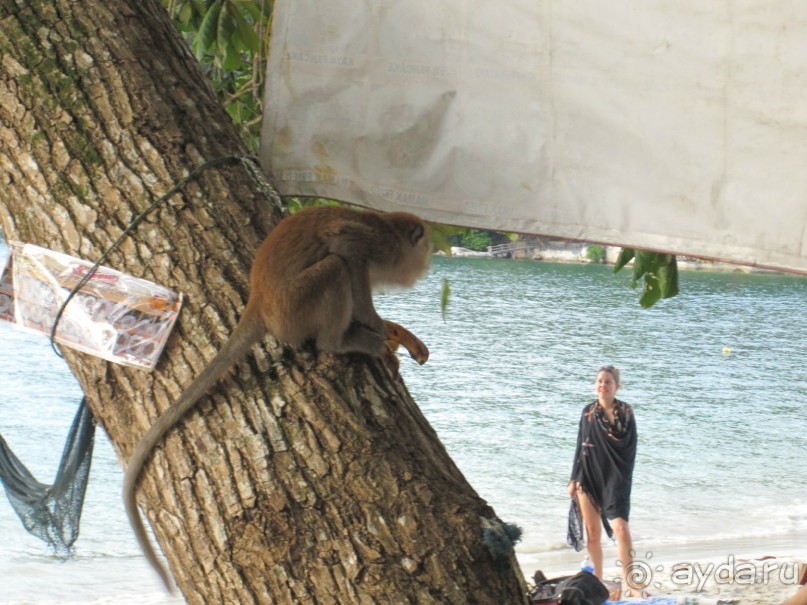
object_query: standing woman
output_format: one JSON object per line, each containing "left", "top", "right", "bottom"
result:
{"left": 568, "top": 365, "right": 638, "bottom": 592}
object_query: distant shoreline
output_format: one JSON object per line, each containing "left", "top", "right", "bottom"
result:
{"left": 3, "top": 234, "right": 782, "bottom": 276}
{"left": 445, "top": 245, "right": 783, "bottom": 275}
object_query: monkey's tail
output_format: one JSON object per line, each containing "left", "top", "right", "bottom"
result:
{"left": 123, "top": 309, "right": 265, "bottom": 592}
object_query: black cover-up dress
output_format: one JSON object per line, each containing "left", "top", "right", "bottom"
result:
{"left": 570, "top": 399, "right": 637, "bottom": 539}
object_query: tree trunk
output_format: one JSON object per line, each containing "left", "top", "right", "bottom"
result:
{"left": 0, "top": 1, "right": 527, "bottom": 603}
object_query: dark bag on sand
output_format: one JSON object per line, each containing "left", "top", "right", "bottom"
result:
{"left": 556, "top": 571, "right": 608, "bottom": 605}
{"left": 528, "top": 570, "right": 608, "bottom": 605}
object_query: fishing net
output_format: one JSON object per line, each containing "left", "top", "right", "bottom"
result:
{"left": 0, "top": 397, "right": 96, "bottom": 554}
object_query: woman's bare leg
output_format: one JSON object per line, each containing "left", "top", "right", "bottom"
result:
{"left": 610, "top": 518, "right": 636, "bottom": 590}
{"left": 576, "top": 488, "right": 604, "bottom": 577}
{"left": 783, "top": 587, "right": 807, "bottom": 605}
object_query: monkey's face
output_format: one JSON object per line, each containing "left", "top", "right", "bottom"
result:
{"left": 372, "top": 213, "right": 432, "bottom": 288}
{"left": 395, "top": 218, "right": 432, "bottom": 287}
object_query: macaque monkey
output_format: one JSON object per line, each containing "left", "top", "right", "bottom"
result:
{"left": 124, "top": 205, "right": 432, "bottom": 590}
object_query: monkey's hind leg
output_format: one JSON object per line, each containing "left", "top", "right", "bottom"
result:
{"left": 300, "top": 254, "right": 387, "bottom": 356}
{"left": 284, "top": 254, "right": 371, "bottom": 353}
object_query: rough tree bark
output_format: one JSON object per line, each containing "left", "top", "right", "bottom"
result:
{"left": 0, "top": 1, "right": 527, "bottom": 603}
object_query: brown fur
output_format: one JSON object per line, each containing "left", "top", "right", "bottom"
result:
{"left": 123, "top": 206, "right": 431, "bottom": 590}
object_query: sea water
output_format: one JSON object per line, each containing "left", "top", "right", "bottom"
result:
{"left": 1, "top": 242, "right": 806, "bottom": 604}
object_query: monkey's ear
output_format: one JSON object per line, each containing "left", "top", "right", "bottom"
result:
{"left": 409, "top": 223, "right": 425, "bottom": 245}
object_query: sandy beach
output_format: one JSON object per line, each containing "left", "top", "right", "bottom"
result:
{"left": 618, "top": 557, "right": 804, "bottom": 604}
{"left": 521, "top": 533, "right": 806, "bottom": 604}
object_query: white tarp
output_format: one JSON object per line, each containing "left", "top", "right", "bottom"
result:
{"left": 261, "top": 1, "right": 807, "bottom": 274}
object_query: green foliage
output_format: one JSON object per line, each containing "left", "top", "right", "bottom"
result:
{"left": 585, "top": 244, "right": 605, "bottom": 263}
{"left": 162, "top": 0, "right": 272, "bottom": 151}
{"left": 614, "top": 248, "right": 679, "bottom": 308}
{"left": 285, "top": 197, "right": 340, "bottom": 214}
{"left": 461, "top": 230, "right": 492, "bottom": 251}
{"left": 447, "top": 229, "right": 493, "bottom": 252}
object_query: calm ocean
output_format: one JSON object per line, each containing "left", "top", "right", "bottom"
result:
{"left": 1, "top": 242, "right": 806, "bottom": 604}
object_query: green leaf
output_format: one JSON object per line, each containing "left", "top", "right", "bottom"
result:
{"left": 441, "top": 278, "right": 451, "bottom": 321}
{"left": 233, "top": 8, "right": 260, "bottom": 51}
{"left": 221, "top": 42, "right": 243, "bottom": 70}
{"left": 429, "top": 223, "right": 463, "bottom": 256}
{"left": 656, "top": 254, "right": 679, "bottom": 299}
{"left": 195, "top": 0, "right": 222, "bottom": 60}
{"left": 241, "top": 2, "right": 263, "bottom": 21}
{"left": 613, "top": 247, "right": 635, "bottom": 273}
{"left": 639, "top": 270, "right": 662, "bottom": 308}
{"left": 631, "top": 250, "right": 656, "bottom": 288}
{"left": 614, "top": 247, "right": 680, "bottom": 307}
{"left": 217, "top": 4, "right": 236, "bottom": 60}
{"left": 178, "top": 2, "right": 193, "bottom": 25}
